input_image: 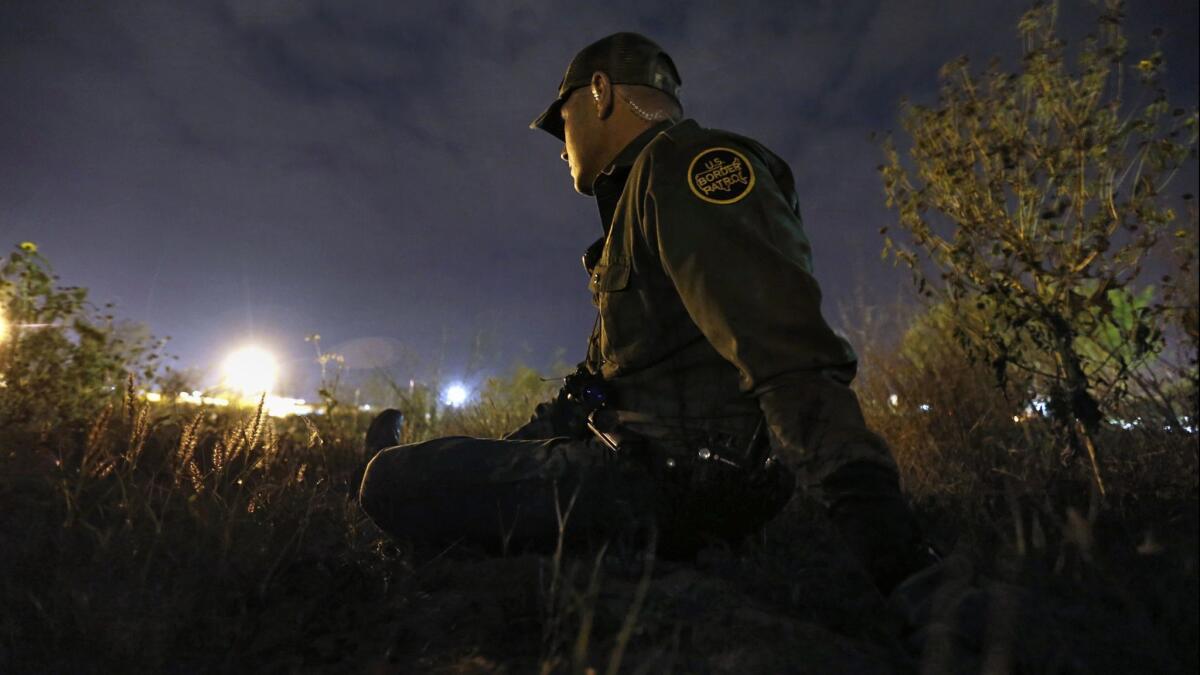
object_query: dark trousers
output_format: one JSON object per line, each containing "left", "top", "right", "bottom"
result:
{"left": 358, "top": 434, "right": 793, "bottom": 557}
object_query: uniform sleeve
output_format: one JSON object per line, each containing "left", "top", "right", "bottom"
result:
{"left": 642, "top": 140, "right": 855, "bottom": 393}
{"left": 642, "top": 140, "right": 898, "bottom": 490}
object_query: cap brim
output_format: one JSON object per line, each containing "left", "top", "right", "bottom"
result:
{"left": 530, "top": 98, "right": 565, "bottom": 140}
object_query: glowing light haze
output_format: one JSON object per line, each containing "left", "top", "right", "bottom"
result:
{"left": 443, "top": 384, "right": 469, "bottom": 408}
{"left": 222, "top": 346, "right": 279, "bottom": 397}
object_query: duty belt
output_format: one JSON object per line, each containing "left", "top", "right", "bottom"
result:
{"left": 586, "top": 408, "right": 777, "bottom": 473}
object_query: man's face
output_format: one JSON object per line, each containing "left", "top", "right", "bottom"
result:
{"left": 559, "top": 86, "right": 605, "bottom": 196}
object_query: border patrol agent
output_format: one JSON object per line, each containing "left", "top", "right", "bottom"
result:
{"left": 360, "top": 33, "right": 934, "bottom": 593}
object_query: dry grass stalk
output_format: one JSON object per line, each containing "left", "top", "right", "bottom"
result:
{"left": 85, "top": 402, "right": 114, "bottom": 458}
{"left": 604, "top": 529, "right": 656, "bottom": 675}
{"left": 570, "top": 544, "right": 610, "bottom": 673}
{"left": 175, "top": 412, "right": 205, "bottom": 491}
{"left": 540, "top": 480, "right": 581, "bottom": 674}
{"left": 126, "top": 404, "right": 150, "bottom": 470}
{"left": 123, "top": 372, "right": 136, "bottom": 427}
{"left": 302, "top": 414, "right": 323, "bottom": 448}
{"left": 81, "top": 403, "right": 116, "bottom": 479}
{"left": 244, "top": 393, "right": 266, "bottom": 453}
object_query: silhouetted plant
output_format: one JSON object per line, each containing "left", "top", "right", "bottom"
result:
{"left": 880, "top": 1, "right": 1198, "bottom": 496}
{"left": 0, "top": 242, "right": 167, "bottom": 434}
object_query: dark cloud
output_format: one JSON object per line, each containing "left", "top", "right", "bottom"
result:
{"left": 1, "top": 0, "right": 1195, "bottom": 393}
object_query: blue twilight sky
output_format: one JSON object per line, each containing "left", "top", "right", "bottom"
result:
{"left": 1, "top": 0, "right": 1196, "bottom": 397}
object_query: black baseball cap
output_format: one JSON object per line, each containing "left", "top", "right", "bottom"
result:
{"left": 530, "top": 32, "right": 682, "bottom": 140}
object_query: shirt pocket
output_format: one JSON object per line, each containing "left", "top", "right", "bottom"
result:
{"left": 588, "top": 258, "right": 631, "bottom": 294}
{"left": 589, "top": 257, "right": 637, "bottom": 368}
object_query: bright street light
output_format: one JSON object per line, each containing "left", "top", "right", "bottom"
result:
{"left": 222, "top": 346, "right": 279, "bottom": 398}
{"left": 443, "top": 383, "right": 469, "bottom": 407}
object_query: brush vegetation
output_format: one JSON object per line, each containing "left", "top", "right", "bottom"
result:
{"left": 1, "top": 251, "right": 1196, "bottom": 673}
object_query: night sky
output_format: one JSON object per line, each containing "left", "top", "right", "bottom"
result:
{"left": 2, "top": 0, "right": 1196, "bottom": 397}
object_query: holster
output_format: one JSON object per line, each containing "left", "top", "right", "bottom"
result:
{"left": 587, "top": 409, "right": 796, "bottom": 544}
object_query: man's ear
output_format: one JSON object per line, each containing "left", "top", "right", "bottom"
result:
{"left": 590, "top": 71, "right": 613, "bottom": 120}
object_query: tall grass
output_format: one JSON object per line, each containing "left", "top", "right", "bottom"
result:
{"left": 1, "top": 306, "right": 1196, "bottom": 671}
{"left": 0, "top": 360, "right": 573, "bottom": 672}
{"left": 3, "top": 384, "right": 357, "bottom": 671}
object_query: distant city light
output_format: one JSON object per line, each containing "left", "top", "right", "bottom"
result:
{"left": 918, "top": 403, "right": 932, "bottom": 413}
{"left": 1108, "top": 417, "right": 1142, "bottom": 431}
{"left": 144, "top": 388, "right": 314, "bottom": 417}
{"left": 179, "top": 391, "right": 230, "bottom": 407}
{"left": 888, "top": 394, "right": 900, "bottom": 408}
{"left": 222, "top": 346, "right": 278, "bottom": 397}
{"left": 443, "top": 383, "right": 469, "bottom": 407}
{"left": 263, "top": 396, "right": 313, "bottom": 417}
{"left": 1026, "top": 396, "right": 1050, "bottom": 418}
{"left": 0, "top": 313, "right": 55, "bottom": 343}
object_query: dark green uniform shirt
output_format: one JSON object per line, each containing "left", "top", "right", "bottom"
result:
{"left": 585, "top": 119, "right": 891, "bottom": 484}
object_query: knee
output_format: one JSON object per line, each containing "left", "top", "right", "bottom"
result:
{"left": 357, "top": 438, "right": 455, "bottom": 522}
{"left": 357, "top": 448, "right": 391, "bottom": 520}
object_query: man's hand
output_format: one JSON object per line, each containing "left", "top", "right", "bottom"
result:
{"left": 503, "top": 380, "right": 591, "bottom": 440}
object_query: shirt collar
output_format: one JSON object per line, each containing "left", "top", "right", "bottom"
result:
{"left": 592, "top": 120, "right": 676, "bottom": 234}
{"left": 601, "top": 119, "right": 674, "bottom": 176}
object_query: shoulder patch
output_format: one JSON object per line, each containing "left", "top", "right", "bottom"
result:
{"left": 687, "top": 146, "right": 755, "bottom": 204}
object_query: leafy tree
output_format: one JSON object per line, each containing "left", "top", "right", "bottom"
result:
{"left": 879, "top": 1, "right": 1198, "bottom": 494}
{"left": 0, "top": 242, "right": 168, "bottom": 433}
{"left": 1159, "top": 206, "right": 1199, "bottom": 417}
